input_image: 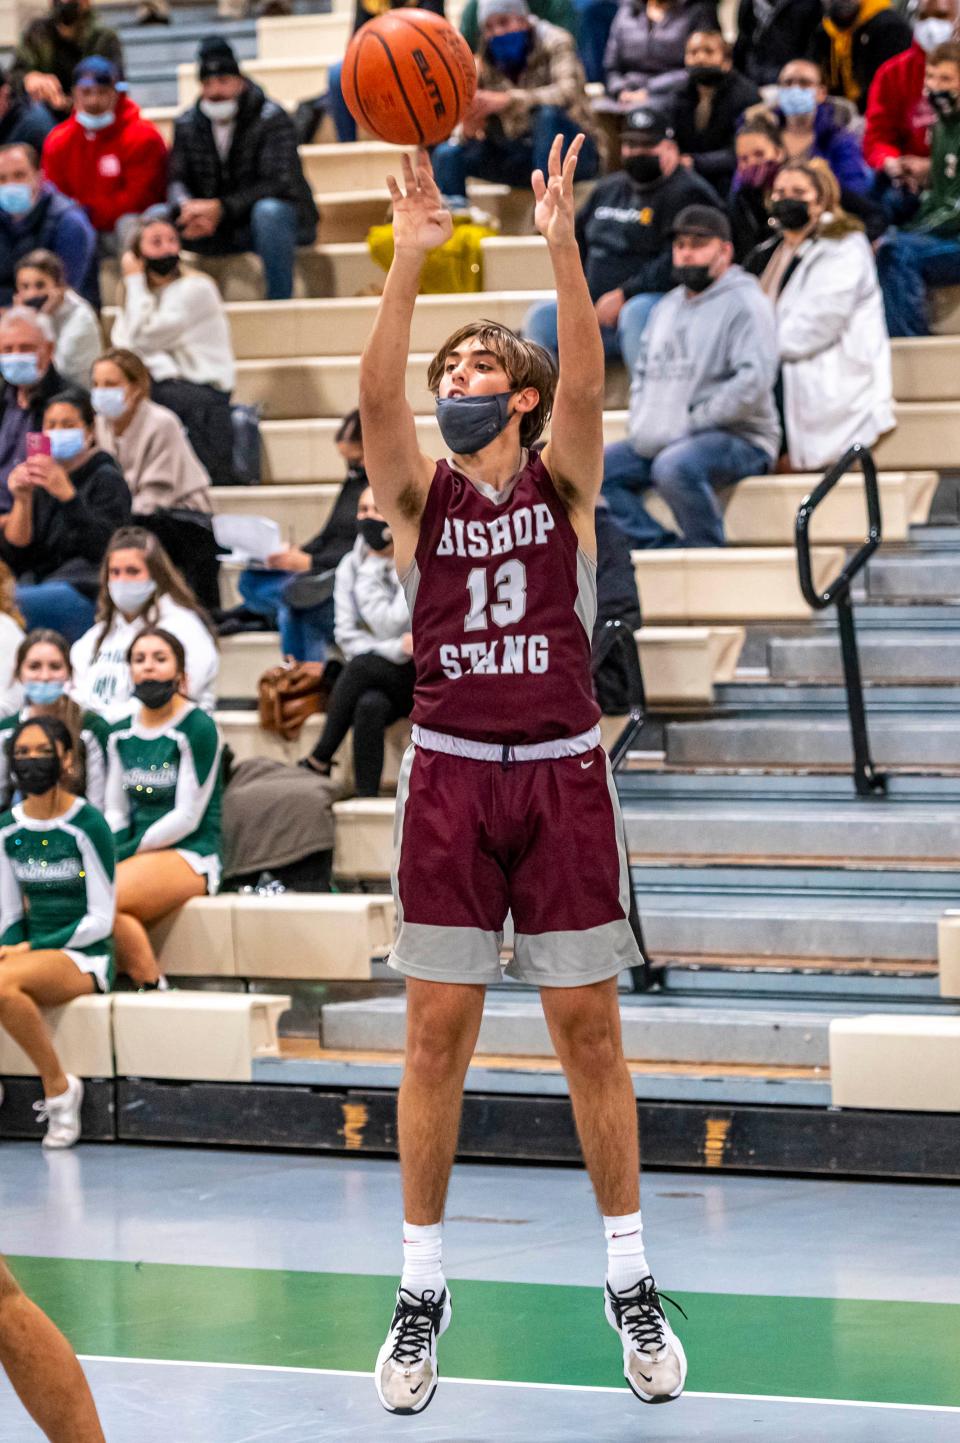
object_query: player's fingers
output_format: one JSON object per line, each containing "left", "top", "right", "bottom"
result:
{"left": 548, "top": 131, "right": 563, "bottom": 177}
{"left": 386, "top": 174, "right": 403, "bottom": 203}
{"left": 561, "top": 133, "right": 584, "bottom": 185}
{"left": 400, "top": 151, "right": 417, "bottom": 191}
{"left": 531, "top": 168, "right": 546, "bottom": 201}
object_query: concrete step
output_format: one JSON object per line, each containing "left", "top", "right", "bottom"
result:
{"left": 634, "top": 546, "right": 845, "bottom": 624}
{"left": 257, "top": 4, "right": 465, "bottom": 61}
{"left": 121, "top": 19, "right": 256, "bottom": 65}
{"left": 663, "top": 714, "right": 960, "bottom": 769}
{"left": 867, "top": 553, "right": 960, "bottom": 601}
{"left": 875, "top": 402, "right": 960, "bottom": 471}
{"left": 210, "top": 483, "right": 338, "bottom": 538}
{"left": 321, "top": 995, "right": 837, "bottom": 1066}
{"left": 768, "top": 633, "right": 960, "bottom": 683}
{"left": 890, "top": 336, "right": 960, "bottom": 401}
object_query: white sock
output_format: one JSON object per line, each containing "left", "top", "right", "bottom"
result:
{"left": 604, "top": 1210, "right": 650, "bottom": 1293}
{"left": 400, "top": 1221, "right": 445, "bottom": 1298}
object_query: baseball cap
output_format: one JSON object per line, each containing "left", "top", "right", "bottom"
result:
{"left": 622, "top": 108, "right": 674, "bottom": 145}
{"left": 73, "top": 55, "right": 119, "bottom": 87}
{"left": 672, "top": 205, "right": 732, "bottom": 242}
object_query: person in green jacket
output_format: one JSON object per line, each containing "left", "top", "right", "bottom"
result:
{"left": 877, "top": 39, "right": 960, "bottom": 334}
{"left": 0, "top": 712, "right": 115, "bottom": 1149}
{"left": 10, "top": 0, "right": 122, "bottom": 122}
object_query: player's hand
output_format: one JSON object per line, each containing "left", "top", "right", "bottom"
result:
{"left": 532, "top": 132, "right": 583, "bottom": 248}
{"left": 387, "top": 150, "right": 453, "bottom": 253}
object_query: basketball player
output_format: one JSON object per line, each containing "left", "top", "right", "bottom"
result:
{"left": 0, "top": 1255, "right": 106, "bottom": 1440}
{"left": 363, "top": 137, "right": 687, "bottom": 1415}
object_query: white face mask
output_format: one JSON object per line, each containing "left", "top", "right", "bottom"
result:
{"left": 200, "top": 97, "right": 238, "bottom": 123}
{"left": 108, "top": 577, "right": 156, "bottom": 616}
{"left": 914, "top": 16, "right": 955, "bottom": 53}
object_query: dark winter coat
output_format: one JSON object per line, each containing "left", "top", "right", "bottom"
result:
{"left": 603, "top": 0, "right": 718, "bottom": 100}
{"left": 670, "top": 67, "right": 761, "bottom": 194}
{"left": 809, "top": 9, "right": 914, "bottom": 114}
{"left": 733, "top": 0, "right": 822, "bottom": 87}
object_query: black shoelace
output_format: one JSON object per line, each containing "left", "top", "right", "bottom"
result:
{"left": 389, "top": 1288, "right": 445, "bottom": 1367}
{"left": 609, "top": 1277, "right": 687, "bottom": 1355}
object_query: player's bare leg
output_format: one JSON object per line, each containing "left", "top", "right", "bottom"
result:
{"left": 0, "top": 1257, "right": 106, "bottom": 1443}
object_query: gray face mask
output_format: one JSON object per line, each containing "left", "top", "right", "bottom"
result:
{"left": 435, "top": 392, "right": 513, "bottom": 455}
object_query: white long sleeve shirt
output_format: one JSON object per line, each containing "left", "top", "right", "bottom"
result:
{"left": 111, "top": 271, "right": 236, "bottom": 392}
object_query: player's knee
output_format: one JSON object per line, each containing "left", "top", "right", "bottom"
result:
{"left": 553, "top": 1009, "right": 622, "bottom": 1075}
{"left": 405, "top": 1013, "right": 472, "bottom": 1084}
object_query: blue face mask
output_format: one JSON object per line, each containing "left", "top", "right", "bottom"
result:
{"left": 778, "top": 85, "right": 817, "bottom": 118}
{"left": 46, "top": 427, "right": 86, "bottom": 463}
{"left": 436, "top": 392, "right": 513, "bottom": 455}
{"left": 24, "top": 679, "right": 65, "bottom": 705}
{"left": 75, "top": 109, "right": 116, "bottom": 131}
{"left": 0, "top": 182, "right": 33, "bottom": 216}
{"left": 0, "top": 353, "right": 40, "bottom": 386}
{"left": 488, "top": 29, "right": 532, "bottom": 72}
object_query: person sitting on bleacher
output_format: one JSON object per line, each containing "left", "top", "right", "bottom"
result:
{"left": 0, "top": 387, "right": 131, "bottom": 642}
{"left": 601, "top": 0, "right": 718, "bottom": 109}
{"left": 602, "top": 204, "right": 780, "bottom": 547}
{"left": 71, "top": 525, "right": 219, "bottom": 721}
{"left": 0, "top": 711, "right": 115, "bottom": 1148}
{"left": 0, "top": 562, "right": 25, "bottom": 715}
{"left": 106, "top": 625, "right": 222, "bottom": 988}
{"left": 9, "top": 0, "right": 123, "bottom": 125}
{"left": 325, "top": 0, "right": 447, "bottom": 144}
{"left": 0, "top": 65, "right": 56, "bottom": 156}
{"left": 730, "top": 112, "right": 786, "bottom": 260}
{"left": 809, "top": 0, "right": 913, "bottom": 115}
{"left": 112, "top": 209, "right": 236, "bottom": 485}
{"left": 770, "top": 59, "right": 872, "bottom": 195}
{"left": 0, "top": 142, "right": 95, "bottom": 307}
{"left": 0, "top": 628, "right": 111, "bottom": 810}
{"left": 0, "top": 307, "right": 66, "bottom": 507}
{"left": 14, "top": 250, "right": 100, "bottom": 388}
{"left": 300, "top": 487, "right": 414, "bottom": 797}
{"left": 732, "top": 0, "right": 823, "bottom": 88}
{"left": 524, "top": 106, "right": 719, "bottom": 371}
{"left": 746, "top": 159, "right": 894, "bottom": 468}
{"left": 235, "top": 408, "right": 366, "bottom": 660}
{"left": 669, "top": 26, "right": 760, "bottom": 198}
{"left": 41, "top": 56, "right": 168, "bottom": 264}
{"left": 91, "top": 348, "right": 213, "bottom": 516}
{"left": 168, "top": 36, "right": 319, "bottom": 303}
{"left": 432, "top": 0, "right": 600, "bottom": 206}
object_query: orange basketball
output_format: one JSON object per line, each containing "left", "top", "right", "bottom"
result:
{"left": 341, "top": 9, "right": 478, "bottom": 147}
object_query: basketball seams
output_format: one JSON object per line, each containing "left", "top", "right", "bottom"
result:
{"left": 369, "top": 29, "right": 426, "bottom": 144}
{"left": 399, "top": 15, "right": 469, "bottom": 128}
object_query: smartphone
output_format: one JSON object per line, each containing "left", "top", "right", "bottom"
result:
{"left": 26, "top": 432, "right": 50, "bottom": 458}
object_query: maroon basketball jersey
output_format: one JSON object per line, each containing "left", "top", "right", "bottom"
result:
{"left": 404, "top": 452, "right": 601, "bottom": 746}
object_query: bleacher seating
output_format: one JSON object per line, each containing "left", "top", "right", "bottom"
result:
{"left": 0, "top": 996, "right": 114, "bottom": 1079}
{"left": 112, "top": 992, "right": 290, "bottom": 1083}
{"left": 830, "top": 1016, "right": 960, "bottom": 1112}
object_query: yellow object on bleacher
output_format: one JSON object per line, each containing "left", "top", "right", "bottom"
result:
{"left": 367, "top": 216, "right": 499, "bottom": 293}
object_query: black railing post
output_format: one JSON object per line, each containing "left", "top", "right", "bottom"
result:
{"left": 836, "top": 590, "right": 885, "bottom": 798}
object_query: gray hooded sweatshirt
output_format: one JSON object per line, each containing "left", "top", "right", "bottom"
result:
{"left": 627, "top": 265, "right": 781, "bottom": 461}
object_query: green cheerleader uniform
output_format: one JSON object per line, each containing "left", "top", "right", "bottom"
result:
{"left": 0, "top": 798, "right": 116, "bottom": 991}
{"left": 0, "top": 708, "right": 112, "bottom": 811}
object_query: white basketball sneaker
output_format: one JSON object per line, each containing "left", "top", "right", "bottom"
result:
{"left": 605, "top": 1274, "right": 687, "bottom": 1404}
{"left": 375, "top": 1285, "right": 452, "bottom": 1415}
{"left": 34, "top": 1074, "right": 84, "bottom": 1150}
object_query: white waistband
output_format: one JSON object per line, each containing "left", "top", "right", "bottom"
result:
{"left": 411, "top": 724, "right": 602, "bottom": 763}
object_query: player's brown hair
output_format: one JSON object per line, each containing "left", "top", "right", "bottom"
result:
{"left": 426, "top": 321, "right": 557, "bottom": 449}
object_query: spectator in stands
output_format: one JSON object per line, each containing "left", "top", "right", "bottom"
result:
{"left": 91, "top": 349, "right": 213, "bottom": 516}
{"left": 71, "top": 526, "right": 218, "bottom": 721}
{"left": 14, "top": 250, "right": 100, "bottom": 389}
{"left": 0, "top": 66, "right": 56, "bottom": 155}
{"left": 461, "top": 0, "right": 578, "bottom": 49}
{"left": 41, "top": 57, "right": 168, "bottom": 263}
{"left": 0, "top": 562, "right": 24, "bottom": 715}
{"left": 729, "top": 111, "right": 786, "bottom": 258}
{"left": 524, "top": 107, "right": 719, "bottom": 369}
{"left": 0, "top": 712, "right": 115, "bottom": 1148}
{"left": 325, "top": 0, "right": 447, "bottom": 143}
{"left": 772, "top": 59, "right": 873, "bottom": 193}
{"left": 112, "top": 211, "right": 236, "bottom": 485}
{"left": 433, "top": 0, "right": 600, "bottom": 203}
{"left": 300, "top": 488, "right": 413, "bottom": 796}
{"left": 746, "top": 160, "right": 894, "bottom": 467}
{"left": 106, "top": 626, "right": 222, "bottom": 988}
{"left": 810, "top": 0, "right": 913, "bottom": 113}
{"left": 10, "top": 0, "right": 123, "bottom": 124}
{"left": 0, "top": 629, "right": 111, "bottom": 810}
{"left": 236, "top": 409, "right": 366, "bottom": 660}
{"left": 864, "top": 0, "right": 957, "bottom": 212}
{"left": 670, "top": 27, "right": 760, "bottom": 197}
{"left": 461, "top": 0, "right": 617, "bottom": 89}
{"left": 602, "top": 0, "right": 718, "bottom": 107}
{"left": 876, "top": 40, "right": 960, "bottom": 332}
{"left": 732, "top": 0, "right": 823, "bottom": 88}
{"left": 0, "top": 388, "right": 131, "bottom": 641}
{"left": 0, "top": 142, "right": 95, "bottom": 307}
{"left": 0, "top": 307, "right": 64, "bottom": 509}
{"left": 168, "top": 37, "right": 319, "bottom": 302}
{"left": 602, "top": 205, "right": 779, "bottom": 547}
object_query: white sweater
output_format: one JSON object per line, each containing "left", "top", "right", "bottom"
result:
{"left": 0, "top": 612, "right": 24, "bottom": 717}
{"left": 111, "top": 271, "right": 236, "bottom": 392}
{"left": 334, "top": 537, "right": 410, "bottom": 665}
{"left": 70, "top": 594, "right": 219, "bottom": 722}
{"left": 52, "top": 290, "right": 103, "bottom": 389}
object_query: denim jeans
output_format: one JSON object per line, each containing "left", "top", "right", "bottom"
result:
{"left": 249, "top": 197, "right": 299, "bottom": 301}
{"left": 238, "top": 569, "right": 335, "bottom": 662}
{"left": 326, "top": 60, "right": 357, "bottom": 144}
{"left": 524, "top": 292, "right": 660, "bottom": 374}
{"left": 15, "top": 581, "right": 96, "bottom": 643}
{"left": 876, "top": 227, "right": 960, "bottom": 337}
{"left": 432, "top": 106, "right": 600, "bottom": 206}
{"left": 573, "top": 0, "right": 617, "bottom": 83}
{"left": 602, "top": 430, "right": 772, "bottom": 548}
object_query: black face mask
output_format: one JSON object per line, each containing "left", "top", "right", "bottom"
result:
{"left": 672, "top": 263, "right": 713, "bottom": 293}
{"left": 358, "top": 517, "right": 392, "bottom": 552}
{"left": 928, "top": 89, "right": 960, "bottom": 119}
{"left": 623, "top": 153, "right": 662, "bottom": 185}
{"left": 22, "top": 294, "right": 47, "bottom": 312}
{"left": 53, "top": 1, "right": 81, "bottom": 25}
{"left": 12, "top": 754, "right": 61, "bottom": 796}
{"left": 770, "top": 197, "right": 811, "bottom": 231}
{"left": 144, "top": 253, "right": 179, "bottom": 278}
{"left": 133, "top": 678, "right": 178, "bottom": 709}
{"left": 688, "top": 65, "right": 726, "bottom": 87}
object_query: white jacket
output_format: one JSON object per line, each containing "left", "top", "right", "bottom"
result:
{"left": 111, "top": 271, "right": 236, "bottom": 392}
{"left": 52, "top": 290, "right": 102, "bottom": 389}
{"left": 777, "top": 230, "right": 895, "bottom": 471}
{"left": 334, "top": 537, "right": 410, "bottom": 665}
{"left": 70, "top": 594, "right": 219, "bottom": 722}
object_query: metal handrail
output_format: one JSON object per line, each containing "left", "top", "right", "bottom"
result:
{"left": 794, "top": 442, "right": 886, "bottom": 798}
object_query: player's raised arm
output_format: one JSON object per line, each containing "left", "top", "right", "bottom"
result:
{"left": 359, "top": 151, "right": 452, "bottom": 555}
{"left": 536, "top": 134, "right": 605, "bottom": 516}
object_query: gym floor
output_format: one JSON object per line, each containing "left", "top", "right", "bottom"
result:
{"left": 2, "top": 1145, "right": 959, "bottom": 1441}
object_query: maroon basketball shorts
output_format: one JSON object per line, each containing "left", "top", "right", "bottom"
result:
{"left": 389, "top": 726, "right": 642, "bottom": 987}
